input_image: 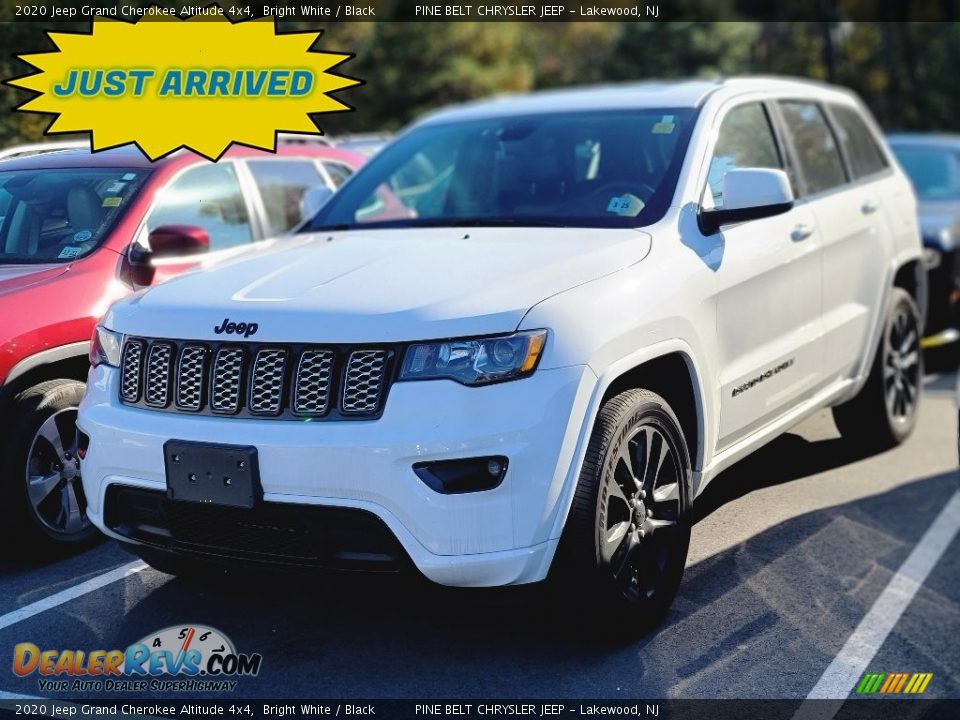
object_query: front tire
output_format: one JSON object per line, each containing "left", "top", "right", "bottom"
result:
{"left": 0, "top": 379, "right": 100, "bottom": 557}
{"left": 833, "top": 288, "right": 922, "bottom": 451}
{"left": 553, "top": 389, "right": 693, "bottom": 634}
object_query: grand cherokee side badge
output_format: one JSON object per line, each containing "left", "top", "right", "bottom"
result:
{"left": 214, "top": 318, "right": 259, "bottom": 338}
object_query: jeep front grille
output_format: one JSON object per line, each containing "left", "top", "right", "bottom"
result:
{"left": 211, "top": 347, "right": 244, "bottom": 413}
{"left": 119, "top": 339, "right": 145, "bottom": 403}
{"left": 119, "top": 338, "right": 395, "bottom": 421}
{"left": 342, "top": 350, "right": 388, "bottom": 414}
{"left": 175, "top": 346, "right": 206, "bottom": 411}
{"left": 293, "top": 349, "right": 335, "bottom": 415}
{"left": 144, "top": 343, "right": 174, "bottom": 407}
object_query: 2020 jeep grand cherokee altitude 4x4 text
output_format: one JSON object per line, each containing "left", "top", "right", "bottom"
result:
{"left": 79, "top": 78, "right": 924, "bottom": 629}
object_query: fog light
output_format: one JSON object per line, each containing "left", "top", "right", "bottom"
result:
{"left": 413, "top": 456, "right": 509, "bottom": 494}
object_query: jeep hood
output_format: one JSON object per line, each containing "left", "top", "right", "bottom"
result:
{"left": 106, "top": 227, "right": 651, "bottom": 342}
{"left": 0, "top": 263, "right": 68, "bottom": 298}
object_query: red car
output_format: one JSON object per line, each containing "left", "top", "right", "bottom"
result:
{"left": 0, "top": 139, "right": 366, "bottom": 555}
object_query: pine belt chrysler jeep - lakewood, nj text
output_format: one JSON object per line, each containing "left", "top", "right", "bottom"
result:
{"left": 78, "top": 78, "right": 925, "bottom": 629}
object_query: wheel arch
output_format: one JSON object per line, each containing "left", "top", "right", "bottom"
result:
{"left": 543, "top": 340, "right": 709, "bottom": 580}
{"left": 0, "top": 342, "right": 91, "bottom": 414}
{"left": 892, "top": 257, "right": 928, "bottom": 331}
{"left": 549, "top": 339, "right": 709, "bottom": 538}
{"left": 598, "top": 351, "right": 705, "bottom": 474}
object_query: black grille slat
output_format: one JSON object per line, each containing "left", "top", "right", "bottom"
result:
{"left": 118, "top": 338, "right": 392, "bottom": 421}
{"left": 144, "top": 343, "right": 174, "bottom": 407}
{"left": 210, "top": 347, "right": 245, "bottom": 414}
{"left": 175, "top": 346, "right": 207, "bottom": 411}
{"left": 105, "top": 486, "right": 409, "bottom": 570}
{"left": 249, "top": 349, "right": 287, "bottom": 415}
{"left": 294, "top": 350, "right": 335, "bottom": 416}
{"left": 342, "top": 350, "right": 388, "bottom": 414}
{"left": 120, "top": 339, "right": 145, "bottom": 403}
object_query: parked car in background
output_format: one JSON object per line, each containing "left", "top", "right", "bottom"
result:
{"left": 331, "top": 133, "right": 392, "bottom": 158}
{"left": 79, "top": 78, "right": 923, "bottom": 631}
{"left": 888, "top": 134, "right": 960, "bottom": 352}
{"left": 0, "top": 139, "right": 368, "bottom": 556}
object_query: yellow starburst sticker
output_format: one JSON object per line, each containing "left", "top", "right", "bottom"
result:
{"left": 6, "top": 16, "right": 360, "bottom": 160}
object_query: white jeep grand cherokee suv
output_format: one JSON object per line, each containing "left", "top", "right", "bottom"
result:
{"left": 79, "top": 78, "right": 924, "bottom": 629}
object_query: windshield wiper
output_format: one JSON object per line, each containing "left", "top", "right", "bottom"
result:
{"left": 450, "top": 218, "right": 570, "bottom": 228}
{"left": 303, "top": 217, "right": 572, "bottom": 233}
{"left": 303, "top": 223, "right": 353, "bottom": 233}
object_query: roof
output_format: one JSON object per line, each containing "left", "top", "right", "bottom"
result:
{"left": 415, "top": 76, "right": 856, "bottom": 126}
{"left": 0, "top": 139, "right": 362, "bottom": 172}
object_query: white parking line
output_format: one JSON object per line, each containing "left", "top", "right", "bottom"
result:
{"left": 0, "top": 561, "right": 147, "bottom": 632}
{"left": 803, "top": 489, "right": 960, "bottom": 703}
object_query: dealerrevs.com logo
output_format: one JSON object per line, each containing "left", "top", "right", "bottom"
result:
{"left": 12, "top": 625, "right": 262, "bottom": 693}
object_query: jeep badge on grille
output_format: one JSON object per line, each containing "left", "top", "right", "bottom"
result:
{"left": 214, "top": 318, "right": 259, "bottom": 338}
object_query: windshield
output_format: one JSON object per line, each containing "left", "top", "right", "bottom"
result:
{"left": 304, "top": 108, "right": 697, "bottom": 232}
{"left": 892, "top": 146, "right": 960, "bottom": 200}
{"left": 0, "top": 166, "right": 148, "bottom": 264}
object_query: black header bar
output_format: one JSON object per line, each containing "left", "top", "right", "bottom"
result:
{"left": 0, "top": 0, "right": 957, "bottom": 23}
{"left": 1, "top": 699, "right": 960, "bottom": 720}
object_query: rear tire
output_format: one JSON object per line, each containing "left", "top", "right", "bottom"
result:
{"left": 0, "top": 379, "right": 100, "bottom": 558}
{"left": 551, "top": 389, "right": 693, "bottom": 635}
{"left": 832, "top": 288, "right": 922, "bottom": 452}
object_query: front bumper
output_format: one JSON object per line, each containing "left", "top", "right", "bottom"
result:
{"left": 78, "top": 362, "right": 596, "bottom": 587}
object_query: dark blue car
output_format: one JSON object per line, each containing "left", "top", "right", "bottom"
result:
{"left": 888, "top": 134, "right": 960, "bottom": 351}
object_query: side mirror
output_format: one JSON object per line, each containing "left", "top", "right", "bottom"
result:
{"left": 300, "top": 186, "right": 334, "bottom": 222}
{"left": 141, "top": 225, "right": 210, "bottom": 262}
{"left": 699, "top": 168, "right": 795, "bottom": 235}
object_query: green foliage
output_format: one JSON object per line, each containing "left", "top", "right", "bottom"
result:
{"left": 605, "top": 22, "right": 759, "bottom": 80}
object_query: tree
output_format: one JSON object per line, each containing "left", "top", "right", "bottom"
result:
{"left": 605, "top": 22, "right": 759, "bottom": 81}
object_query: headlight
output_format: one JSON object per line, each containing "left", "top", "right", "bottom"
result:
{"left": 399, "top": 330, "right": 547, "bottom": 386}
{"left": 90, "top": 325, "right": 123, "bottom": 368}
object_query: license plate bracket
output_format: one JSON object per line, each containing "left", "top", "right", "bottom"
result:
{"left": 164, "top": 440, "right": 261, "bottom": 509}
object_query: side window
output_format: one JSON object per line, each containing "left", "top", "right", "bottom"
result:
{"left": 248, "top": 160, "right": 327, "bottom": 236}
{"left": 705, "top": 103, "right": 782, "bottom": 209}
{"left": 778, "top": 101, "right": 848, "bottom": 196}
{"left": 147, "top": 164, "right": 252, "bottom": 251}
{"left": 830, "top": 105, "right": 889, "bottom": 179}
{"left": 321, "top": 161, "right": 354, "bottom": 188}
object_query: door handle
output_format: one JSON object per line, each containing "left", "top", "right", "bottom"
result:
{"left": 861, "top": 199, "right": 879, "bottom": 215}
{"left": 791, "top": 223, "right": 815, "bottom": 242}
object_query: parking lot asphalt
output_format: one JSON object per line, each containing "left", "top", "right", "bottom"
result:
{"left": 0, "top": 373, "right": 957, "bottom": 701}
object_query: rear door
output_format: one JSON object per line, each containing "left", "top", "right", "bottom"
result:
{"left": 778, "top": 100, "right": 891, "bottom": 384}
{"left": 709, "top": 101, "right": 824, "bottom": 448}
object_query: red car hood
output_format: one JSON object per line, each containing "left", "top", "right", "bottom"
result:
{"left": 0, "top": 263, "right": 69, "bottom": 297}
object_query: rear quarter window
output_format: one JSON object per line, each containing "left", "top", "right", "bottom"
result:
{"left": 830, "top": 105, "right": 889, "bottom": 179}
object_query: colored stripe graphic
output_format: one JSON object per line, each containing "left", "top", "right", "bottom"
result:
{"left": 856, "top": 673, "right": 886, "bottom": 694}
{"left": 894, "top": 673, "right": 909, "bottom": 693}
{"left": 856, "top": 672, "right": 932, "bottom": 694}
